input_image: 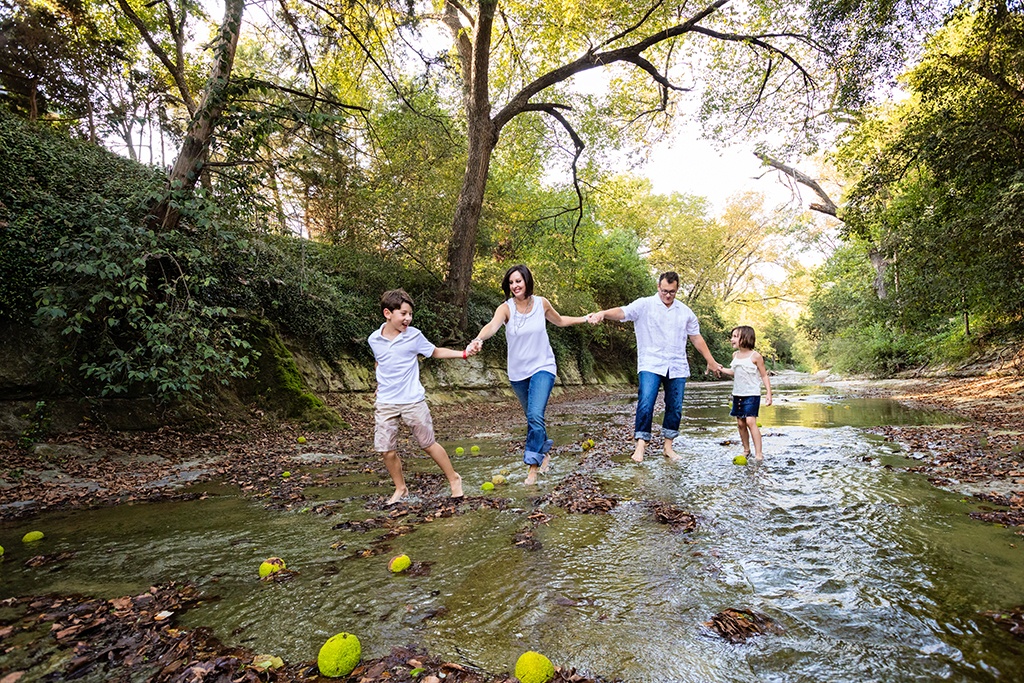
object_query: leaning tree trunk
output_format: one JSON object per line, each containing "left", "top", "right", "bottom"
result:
{"left": 443, "top": 0, "right": 498, "bottom": 331}
{"left": 446, "top": 118, "right": 498, "bottom": 328}
{"left": 150, "top": 0, "right": 244, "bottom": 232}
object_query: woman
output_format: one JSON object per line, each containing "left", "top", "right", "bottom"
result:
{"left": 469, "top": 265, "right": 589, "bottom": 484}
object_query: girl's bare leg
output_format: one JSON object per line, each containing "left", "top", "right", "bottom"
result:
{"left": 746, "top": 417, "right": 764, "bottom": 460}
{"left": 737, "top": 419, "right": 751, "bottom": 457}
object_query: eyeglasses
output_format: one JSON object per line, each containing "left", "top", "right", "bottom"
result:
{"left": 658, "top": 288, "right": 678, "bottom": 297}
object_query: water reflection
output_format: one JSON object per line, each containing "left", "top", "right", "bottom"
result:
{"left": 1, "top": 379, "right": 1022, "bottom": 683}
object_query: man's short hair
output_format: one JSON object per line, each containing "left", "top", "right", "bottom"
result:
{"left": 658, "top": 271, "right": 680, "bottom": 286}
{"left": 381, "top": 288, "right": 414, "bottom": 313}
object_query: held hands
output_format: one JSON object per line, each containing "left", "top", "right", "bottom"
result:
{"left": 707, "top": 361, "right": 724, "bottom": 378}
{"left": 585, "top": 311, "right": 605, "bottom": 325}
{"left": 467, "top": 338, "right": 484, "bottom": 356}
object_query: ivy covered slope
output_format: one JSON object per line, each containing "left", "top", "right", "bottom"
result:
{"left": 0, "top": 107, "right": 384, "bottom": 430}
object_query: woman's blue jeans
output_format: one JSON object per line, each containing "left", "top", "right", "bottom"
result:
{"left": 509, "top": 370, "right": 556, "bottom": 466}
{"left": 634, "top": 371, "right": 686, "bottom": 442}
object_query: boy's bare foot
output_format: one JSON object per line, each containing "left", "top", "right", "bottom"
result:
{"left": 524, "top": 465, "right": 539, "bottom": 485}
{"left": 632, "top": 441, "right": 646, "bottom": 463}
{"left": 538, "top": 454, "right": 550, "bottom": 473}
{"left": 386, "top": 487, "right": 408, "bottom": 505}
{"left": 449, "top": 474, "right": 464, "bottom": 499}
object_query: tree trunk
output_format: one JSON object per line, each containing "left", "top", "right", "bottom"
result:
{"left": 149, "top": 0, "right": 244, "bottom": 232}
{"left": 868, "top": 248, "right": 888, "bottom": 300}
{"left": 446, "top": 118, "right": 498, "bottom": 325}
{"left": 443, "top": 0, "right": 499, "bottom": 330}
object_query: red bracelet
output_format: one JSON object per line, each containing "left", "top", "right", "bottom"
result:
{"left": 462, "top": 349, "right": 467, "bottom": 359}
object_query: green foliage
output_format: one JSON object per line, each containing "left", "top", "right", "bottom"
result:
{"left": 808, "top": 3, "right": 1024, "bottom": 374}
{"left": 688, "top": 299, "right": 731, "bottom": 376}
{"left": 35, "top": 186, "right": 255, "bottom": 399}
{"left": 0, "top": 106, "right": 160, "bottom": 323}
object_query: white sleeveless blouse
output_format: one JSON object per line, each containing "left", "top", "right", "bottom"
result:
{"left": 505, "top": 296, "right": 557, "bottom": 382}
{"left": 730, "top": 354, "right": 762, "bottom": 397}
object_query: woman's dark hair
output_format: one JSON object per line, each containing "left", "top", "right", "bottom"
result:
{"left": 732, "top": 325, "right": 756, "bottom": 350}
{"left": 502, "top": 264, "right": 535, "bottom": 299}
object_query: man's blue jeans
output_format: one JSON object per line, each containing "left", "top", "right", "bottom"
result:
{"left": 634, "top": 371, "right": 686, "bottom": 442}
{"left": 510, "top": 371, "right": 556, "bottom": 466}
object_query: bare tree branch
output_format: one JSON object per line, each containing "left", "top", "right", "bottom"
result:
{"left": 114, "top": 0, "right": 197, "bottom": 115}
{"left": 522, "top": 102, "right": 586, "bottom": 250}
{"left": 754, "top": 151, "right": 839, "bottom": 217}
{"left": 278, "top": 0, "right": 321, "bottom": 102}
{"left": 596, "top": 0, "right": 666, "bottom": 51}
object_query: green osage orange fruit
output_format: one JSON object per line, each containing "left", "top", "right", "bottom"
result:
{"left": 317, "top": 632, "right": 361, "bottom": 677}
{"left": 515, "top": 651, "right": 554, "bottom": 683}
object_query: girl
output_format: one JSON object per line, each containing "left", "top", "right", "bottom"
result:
{"left": 468, "top": 265, "right": 589, "bottom": 484}
{"left": 719, "top": 325, "right": 773, "bottom": 461}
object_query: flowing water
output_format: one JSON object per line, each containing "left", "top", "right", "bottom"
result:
{"left": 2, "top": 377, "right": 1023, "bottom": 682}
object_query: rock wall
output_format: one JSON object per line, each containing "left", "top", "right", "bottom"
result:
{"left": 0, "top": 322, "right": 634, "bottom": 437}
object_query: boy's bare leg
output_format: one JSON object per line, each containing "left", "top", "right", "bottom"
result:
{"left": 424, "top": 443, "right": 463, "bottom": 498}
{"left": 737, "top": 419, "right": 751, "bottom": 457}
{"left": 632, "top": 439, "right": 647, "bottom": 462}
{"left": 746, "top": 417, "right": 764, "bottom": 461}
{"left": 382, "top": 450, "right": 408, "bottom": 504}
{"left": 663, "top": 438, "right": 681, "bottom": 462}
{"left": 524, "top": 464, "right": 540, "bottom": 485}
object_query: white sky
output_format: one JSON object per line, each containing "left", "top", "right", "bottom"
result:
{"left": 642, "top": 135, "right": 801, "bottom": 213}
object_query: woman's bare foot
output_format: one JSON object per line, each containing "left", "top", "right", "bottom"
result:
{"left": 386, "top": 487, "right": 408, "bottom": 505}
{"left": 632, "top": 441, "right": 646, "bottom": 463}
{"left": 664, "top": 442, "right": 681, "bottom": 462}
{"left": 524, "top": 465, "right": 539, "bottom": 485}
{"left": 449, "top": 474, "right": 464, "bottom": 498}
{"left": 754, "top": 453, "right": 763, "bottom": 462}
{"left": 538, "top": 454, "right": 551, "bottom": 473}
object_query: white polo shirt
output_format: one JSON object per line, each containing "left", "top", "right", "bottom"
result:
{"left": 367, "top": 324, "right": 436, "bottom": 404}
{"left": 620, "top": 294, "right": 700, "bottom": 378}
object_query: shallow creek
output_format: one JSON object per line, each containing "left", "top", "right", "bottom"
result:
{"left": 2, "top": 378, "right": 1023, "bottom": 682}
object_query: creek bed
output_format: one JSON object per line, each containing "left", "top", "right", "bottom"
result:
{"left": 2, "top": 377, "right": 1022, "bottom": 682}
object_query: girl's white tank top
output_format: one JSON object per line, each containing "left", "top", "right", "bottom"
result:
{"left": 504, "top": 296, "right": 557, "bottom": 382}
{"left": 731, "top": 354, "right": 762, "bottom": 397}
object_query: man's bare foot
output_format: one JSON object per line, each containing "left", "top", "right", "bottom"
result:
{"left": 386, "top": 487, "right": 408, "bottom": 505}
{"left": 449, "top": 474, "right": 464, "bottom": 498}
{"left": 664, "top": 446, "right": 681, "bottom": 462}
{"left": 524, "top": 465, "right": 539, "bottom": 485}
{"left": 632, "top": 442, "right": 645, "bottom": 463}
{"left": 538, "top": 454, "right": 550, "bottom": 473}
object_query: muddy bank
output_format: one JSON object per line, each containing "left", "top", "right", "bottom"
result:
{"left": 851, "top": 375, "right": 1024, "bottom": 531}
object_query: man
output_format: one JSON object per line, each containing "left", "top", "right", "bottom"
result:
{"left": 588, "top": 272, "right": 723, "bottom": 462}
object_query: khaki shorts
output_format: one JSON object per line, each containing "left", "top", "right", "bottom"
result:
{"left": 374, "top": 400, "right": 436, "bottom": 452}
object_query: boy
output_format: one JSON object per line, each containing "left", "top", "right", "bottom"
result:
{"left": 368, "top": 289, "right": 472, "bottom": 504}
